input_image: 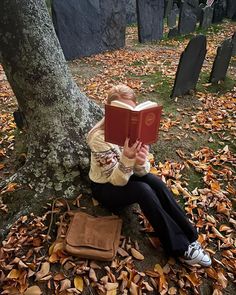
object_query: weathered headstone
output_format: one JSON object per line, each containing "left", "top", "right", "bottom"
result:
{"left": 168, "top": 27, "right": 179, "bottom": 38}
{"left": 171, "top": 35, "right": 207, "bottom": 98}
{"left": 126, "top": 0, "right": 137, "bottom": 24}
{"left": 164, "top": 0, "right": 174, "bottom": 17}
{"left": 226, "top": 0, "right": 236, "bottom": 19}
{"left": 178, "top": 0, "right": 198, "bottom": 35}
{"left": 136, "top": 0, "right": 165, "bottom": 43}
{"left": 209, "top": 38, "right": 233, "bottom": 83}
{"left": 173, "top": 2, "right": 180, "bottom": 14}
{"left": 200, "top": 6, "right": 213, "bottom": 28}
{"left": 52, "top": 0, "right": 126, "bottom": 60}
{"left": 167, "top": 9, "right": 177, "bottom": 28}
{"left": 232, "top": 32, "right": 236, "bottom": 57}
{"left": 196, "top": 4, "right": 204, "bottom": 22}
{"left": 212, "top": 0, "right": 226, "bottom": 23}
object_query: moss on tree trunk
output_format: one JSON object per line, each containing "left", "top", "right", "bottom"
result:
{"left": 0, "top": 0, "right": 103, "bottom": 195}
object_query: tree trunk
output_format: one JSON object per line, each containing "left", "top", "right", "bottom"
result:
{"left": 0, "top": 0, "right": 102, "bottom": 196}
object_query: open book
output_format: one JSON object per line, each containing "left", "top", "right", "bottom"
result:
{"left": 105, "top": 100, "right": 162, "bottom": 146}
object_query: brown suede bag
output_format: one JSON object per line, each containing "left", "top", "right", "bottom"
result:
{"left": 57, "top": 211, "right": 122, "bottom": 261}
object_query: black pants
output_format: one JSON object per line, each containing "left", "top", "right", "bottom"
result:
{"left": 91, "top": 173, "right": 198, "bottom": 257}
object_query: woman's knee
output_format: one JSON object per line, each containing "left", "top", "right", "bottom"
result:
{"left": 131, "top": 182, "right": 157, "bottom": 201}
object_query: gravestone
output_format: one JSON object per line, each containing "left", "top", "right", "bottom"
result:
{"left": 52, "top": 0, "right": 126, "bottom": 60}
{"left": 167, "top": 9, "right": 177, "bottom": 28}
{"left": 164, "top": 0, "right": 174, "bottom": 17}
{"left": 171, "top": 35, "right": 207, "bottom": 98}
{"left": 196, "top": 4, "right": 204, "bottom": 22}
{"left": 226, "top": 0, "right": 236, "bottom": 19}
{"left": 126, "top": 0, "right": 137, "bottom": 24}
{"left": 178, "top": 0, "right": 198, "bottom": 35}
{"left": 136, "top": 0, "right": 165, "bottom": 43}
{"left": 200, "top": 6, "right": 213, "bottom": 28}
{"left": 173, "top": 2, "right": 180, "bottom": 14}
{"left": 232, "top": 32, "right": 236, "bottom": 57}
{"left": 209, "top": 38, "right": 233, "bottom": 83}
{"left": 168, "top": 27, "right": 179, "bottom": 38}
{"left": 212, "top": 0, "right": 226, "bottom": 23}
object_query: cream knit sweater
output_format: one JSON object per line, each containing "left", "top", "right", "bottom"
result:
{"left": 87, "top": 119, "right": 150, "bottom": 186}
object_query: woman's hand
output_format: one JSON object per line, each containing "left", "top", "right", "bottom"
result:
{"left": 135, "top": 144, "right": 149, "bottom": 165}
{"left": 123, "top": 138, "right": 142, "bottom": 159}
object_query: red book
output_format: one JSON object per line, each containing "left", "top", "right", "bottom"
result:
{"left": 105, "top": 100, "right": 162, "bottom": 146}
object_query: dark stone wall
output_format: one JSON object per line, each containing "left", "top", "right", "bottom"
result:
{"left": 137, "top": 0, "right": 165, "bottom": 43}
{"left": 52, "top": 0, "right": 126, "bottom": 60}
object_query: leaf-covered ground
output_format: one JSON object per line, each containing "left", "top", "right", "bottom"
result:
{"left": 0, "top": 21, "right": 235, "bottom": 295}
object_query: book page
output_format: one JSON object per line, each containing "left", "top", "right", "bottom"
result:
{"left": 110, "top": 100, "right": 134, "bottom": 110}
{"left": 134, "top": 101, "right": 158, "bottom": 111}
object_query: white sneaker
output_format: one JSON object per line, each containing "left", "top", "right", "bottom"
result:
{"left": 190, "top": 240, "right": 201, "bottom": 250}
{"left": 183, "top": 243, "right": 212, "bottom": 267}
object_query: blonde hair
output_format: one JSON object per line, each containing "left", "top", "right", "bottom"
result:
{"left": 107, "top": 84, "right": 136, "bottom": 104}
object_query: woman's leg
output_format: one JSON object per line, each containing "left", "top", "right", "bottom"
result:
{"left": 91, "top": 180, "right": 191, "bottom": 256}
{"left": 130, "top": 174, "right": 198, "bottom": 243}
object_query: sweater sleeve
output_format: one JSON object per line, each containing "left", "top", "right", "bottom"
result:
{"left": 88, "top": 131, "right": 135, "bottom": 186}
{"left": 134, "top": 160, "right": 150, "bottom": 177}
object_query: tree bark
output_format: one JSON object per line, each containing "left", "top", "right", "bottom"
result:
{"left": 0, "top": 0, "right": 102, "bottom": 196}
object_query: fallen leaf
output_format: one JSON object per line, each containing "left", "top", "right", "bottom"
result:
{"left": 35, "top": 262, "right": 50, "bottom": 281}
{"left": 74, "top": 276, "right": 83, "bottom": 292}
{"left": 24, "top": 286, "right": 42, "bottom": 295}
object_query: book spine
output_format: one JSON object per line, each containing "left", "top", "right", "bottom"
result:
{"left": 129, "top": 111, "right": 141, "bottom": 144}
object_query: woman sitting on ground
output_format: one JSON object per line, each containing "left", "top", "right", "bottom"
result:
{"left": 86, "top": 84, "right": 211, "bottom": 267}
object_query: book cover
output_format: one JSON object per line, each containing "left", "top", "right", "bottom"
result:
{"left": 105, "top": 101, "right": 162, "bottom": 146}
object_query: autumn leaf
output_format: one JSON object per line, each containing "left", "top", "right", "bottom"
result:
{"left": 35, "top": 262, "right": 50, "bottom": 281}
{"left": 24, "top": 286, "right": 42, "bottom": 295}
{"left": 74, "top": 276, "right": 83, "bottom": 292}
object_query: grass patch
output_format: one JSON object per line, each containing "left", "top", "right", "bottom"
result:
{"left": 183, "top": 168, "right": 204, "bottom": 192}
{"left": 126, "top": 71, "right": 176, "bottom": 112}
{"left": 197, "top": 71, "right": 235, "bottom": 94}
{"left": 129, "top": 60, "right": 147, "bottom": 66}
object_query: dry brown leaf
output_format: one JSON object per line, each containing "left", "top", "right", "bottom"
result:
{"left": 89, "top": 268, "right": 97, "bottom": 282}
{"left": 154, "top": 264, "right": 163, "bottom": 275}
{"left": 168, "top": 287, "right": 177, "bottom": 294}
{"left": 217, "top": 270, "right": 228, "bottom": 289}
{"left": 105, "top": 282, "right": 119, "bottom": 291}
{"left": 74, "top": 276, "right": 83, "bottom": 292}
{"left": 35, "top": 262, "right": 50, "bottom": 281}
{"left": 60, "top": 279, "right": 71, "bottom": 291}
{"left": 117, "top": 247, "right": 129, "bottom": 257}
{"left": 142, "top": 281, "right": 154, "bottom": 292}
{"left": 130, "top": 248, "right": 144, "bottom": 260}
{"left": 7, "top": 268, "right": 22, "bottom": 279}
{"left": 49, "top": 253, "right": 59, "bottom": 263}
{"left": 54, "top": 273, "right": 65, "bottom": 281}
{"left": 129, "top": 281, "right": 139, "bottom": 295}
{"left": 24, "top": 285, "right": 42, "bottom": 295}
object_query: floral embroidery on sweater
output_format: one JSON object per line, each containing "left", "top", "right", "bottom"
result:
{"left": 118, "top": 162, "right": 133, "bottom": 174}
{"left": 92, "top": 148, "right": 120, "bottom": 177}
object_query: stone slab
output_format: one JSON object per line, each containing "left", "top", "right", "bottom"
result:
{"left": 200, "top": 6, "right": 213, "bottom": 29}
{"left": 168, "top": 27, "right": 179, "bottom": 38}
{"left": 171, "top": 35, "right": 207, "bottom": 98}
{"left": 164, "top": 0, "right": 174, "bottom": 17}
{"left": 209, "top": 38, "right": 233, "bottom": 83}
{"left": 178, "top": 0, "right": 198, "bottom": 35}
{"left": 226, "top": 0, "right": 236, "bottom": 19}
{"left": 137, "top": 0, "right": 165, "bottom": 43}
{"left": 167, "top": 9, "right": 177, "bottom": 28}
{"left": 52, "top": 0, "right": 126, "bottom": 60}
{"left": 232, "top": 32, "right": 236, "bottom": 57}
{"left": 212, "top": 0, "right": 226, "bottom": 23}
{"left": 126, "top": 0, "right": 137, "bottom": 24}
